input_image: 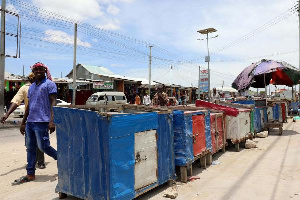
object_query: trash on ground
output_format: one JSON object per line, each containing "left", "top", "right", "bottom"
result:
{"left": 212, "top": 160, "right": 221, "bottom": 165}
{"left": 188, "top": 176, "right": 200, "bottom": 181}
{"left": 256, "top": 131, "right": 268, "bottom": 138}
{"left": 163, "top": 184, "right": 178, "bottom": 199}
{"left": 245, "top": 139, "right": 257, "bottom": 149}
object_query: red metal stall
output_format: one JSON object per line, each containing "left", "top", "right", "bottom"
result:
{"left": 192, "top": 114, "right": 206, "bottom": 156}
{"left": 210, "top": 113, "right": 226, "bottom": 154}
{"left": 281, "top": 103, "right": 286, "bottom": 122}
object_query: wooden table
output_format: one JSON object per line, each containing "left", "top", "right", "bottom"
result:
{"left": 264, "top": 122, "right": 283, "bottom": 135}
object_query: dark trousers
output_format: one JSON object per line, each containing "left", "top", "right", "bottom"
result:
{"left": 36, "top": 148, "right": 44, "bottom": 165}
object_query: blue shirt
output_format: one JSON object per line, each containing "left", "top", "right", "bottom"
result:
{"left": 27, "top": 78, "right": 57, "bottom": 122}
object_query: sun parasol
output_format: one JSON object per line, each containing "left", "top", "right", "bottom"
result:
{"left": 232, "top": 59, "right": 300, "bottom": 91}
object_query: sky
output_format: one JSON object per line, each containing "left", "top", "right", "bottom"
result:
{"left": 3, "top": 0, "right": 300, "bottom": 91}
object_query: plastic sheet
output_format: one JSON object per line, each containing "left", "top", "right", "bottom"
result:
{"left": 196, "top": 100, "right": 239, "bottom": 116}
{"left": 253, "top": 108, "right": 262, "bottom": 132}
{"left": 156, "top": 113, "right": 175, "bottom": 185}
{"left": 173, "top": 110, "right": 193, "bottom": 166}
{"left": 54, "top": 107, "right": 174, "bottom": 200}
{"left": 205, "top": 111, "right": 212, "bottom": 151}
{"left": 232, "top": 100, "right": 255, "bottom": 105}
{"left": 273, "top": 104, "right": 280, "bottom": 121}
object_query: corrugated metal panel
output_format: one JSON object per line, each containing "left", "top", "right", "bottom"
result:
{"left": 134, "top": 130, "right": 158, "bottom": 190}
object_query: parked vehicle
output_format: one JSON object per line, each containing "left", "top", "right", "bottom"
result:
{"left": 13, "top": 104, "right": 25, "bottom": 117}
{"left": 85, "top": 91, "right": 127, "bottom": 106}
{"left": 56, "top": 99, "right": 71, "bottom": 106}
{"left": 13, "top": 99, "right": 71, "bottom": 117}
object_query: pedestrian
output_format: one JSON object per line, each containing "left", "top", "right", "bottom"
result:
{"left": 135, "top": 93, "right": 141, "bottom": 105}
{"left": 1, "top": 73, "right": 46, "bottom": 169}
{"left": 12, "top": 62, "right": 57, "bottom": 185}
{"left": 143, "top": 93, "right": 151, "bottom": 106}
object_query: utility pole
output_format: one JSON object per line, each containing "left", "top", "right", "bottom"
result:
{"left": 22, "top": 65, "right": 24, "bottom": 76}
{"left": 72, "top": 23, "right": 77, "bottom": 105}
{"left": 148, "top": 45, "right": 153, "bottom": 97}
{"left": 170, "top": 65, "right": 172, "bottom": 97}
{"left": 197, "top": 28, "right": 217, "bottom": 102}
{"left": 298, "top": 0, "right": 300, "bottom": 99}
{"left": 0, "top": 0, "right": 6, "bottom": 117}
{"left": 198, "top": 66, "right": 201, "bottom": 99}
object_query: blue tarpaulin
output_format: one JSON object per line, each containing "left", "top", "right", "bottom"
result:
{"left": 54, "top": 107, "right": 174, "bottom": 200}
{"left": 205, "top": 111, "right": 212, "bottom": 151}
{"left": 173, "top": 110, "right": 211, "bottom": 166}
{"left": 173, "top": 110, "right": 193, "bottom": 166}
{"left": 273, "top": 104, "right": 280, "bottom": 121}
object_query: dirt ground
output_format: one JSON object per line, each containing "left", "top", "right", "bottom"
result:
{"left": 0, "top": 118, "right": 300, "bottom": 200}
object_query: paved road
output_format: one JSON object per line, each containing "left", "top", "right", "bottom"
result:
{"left": 0, "top": 119, "right": 300, "bottom": 200}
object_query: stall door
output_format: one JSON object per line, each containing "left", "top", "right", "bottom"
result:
{"left": 210, "top": 114, "right": 217, "bottom": 154}
{"left": 192, "top": 115, "right": 206, "bottom": 156}
{"left": 216, "top": 115, "right": 225, "bottom": 150}
{"left": 134, "top": 130, "right": 158, "bottom": 190}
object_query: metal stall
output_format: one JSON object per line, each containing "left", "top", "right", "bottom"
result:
{"left": 54, "top": 107, "right": 174, "bottom": 200}
{"left": 196, "top": 100, "right": 252, "bottom": 151}
{"left": 210, "top": 112, "right": 226, "bottom": 154}
{"left": 173, "top": 109, "right": 211, "bottom": 182}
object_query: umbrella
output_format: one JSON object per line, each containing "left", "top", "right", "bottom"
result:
{"left": 232, "top": 59, "right": 300, "bottom": 91}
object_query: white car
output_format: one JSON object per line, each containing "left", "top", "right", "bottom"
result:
{"left": 56, "top": 99, "right": 71, "bottom": 106}
{"left": 12, "top": 99, "right": 70, "bottom": 117}
{"left": 13, "top": 104, "right": 25, "bottom": 117}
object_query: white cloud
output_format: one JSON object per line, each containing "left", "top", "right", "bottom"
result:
{"left": 43, "top": 30, "right": 92, "bottom": 48}
{"left": 32, "top": 0, "right": 103, "bottom": 21}
{"left": 107, "top": 4, "right": 120, "bottom": 15}
{"left": 97, "top": 19, "right": 120, "bottom": 30}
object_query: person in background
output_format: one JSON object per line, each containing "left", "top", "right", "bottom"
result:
{"left": 1, "top": 73, "right": 46, "bottom": 169}
{"left": 135, "top": 93, "right": 141, "bottom": 105}
{"left": 143, "top": 93, "right": 151, "bottom": 106}
{"left": 13, "top": 62, "right": 57, "bottom": 185}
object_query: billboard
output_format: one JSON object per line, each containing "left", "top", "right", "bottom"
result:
{"left": 199, "top": 69, "right": 208, "bottom": 93}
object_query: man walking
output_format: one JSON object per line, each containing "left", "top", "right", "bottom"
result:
{"left": 1, "top": 73, "right": 46, "bottom": 169}
{"left": 13, "top": 62, "right": 57, "bottom": 185}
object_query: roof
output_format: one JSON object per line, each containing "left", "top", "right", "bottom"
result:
{"left": 81, "top": 65, "right": 114, "bottom": 76}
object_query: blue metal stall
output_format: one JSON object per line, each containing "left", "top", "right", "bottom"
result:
{"left": 54, "top": 107, "right": 175, "bottom": 200}
{"left": 173, "top": 110, "right": 211, "bottom": 167}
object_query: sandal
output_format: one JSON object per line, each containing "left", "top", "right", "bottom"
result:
{"left": 12, "top": 175, "right": 35, "bottom": 186}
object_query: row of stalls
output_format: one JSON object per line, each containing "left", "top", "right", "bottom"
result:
{"left": 53, "top": 99, "right": 290, "bottom": 200}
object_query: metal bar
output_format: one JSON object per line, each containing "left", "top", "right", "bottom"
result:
{"left": 0, "top": 0, "right": 6, "bottom": 117}
{"left": 72, "top": 23, "right": 77, "bottom": 105}
{"left": 148, "top": 45, "right": 153, "bottom": 97}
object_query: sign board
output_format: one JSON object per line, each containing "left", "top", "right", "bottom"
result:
{"left": 199, "top": 68, "right": 208, "bottom": 93}
{"left": 93, "top": 81, "right": 113, "bottom": 90}
{"left": 68, "top": 82, "right": 88, "bottom": 90}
